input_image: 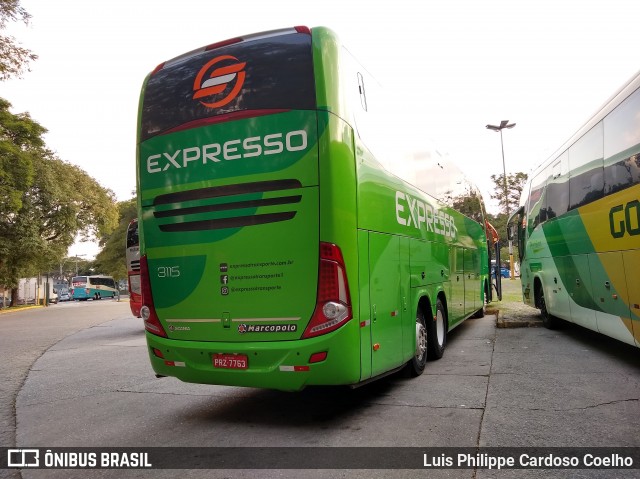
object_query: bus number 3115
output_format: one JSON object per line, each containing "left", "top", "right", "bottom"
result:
{"left": 158, "top": 266, "right": 180, "bottom": 278}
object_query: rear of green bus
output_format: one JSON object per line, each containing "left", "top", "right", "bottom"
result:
{"left": 137, "top": 27, "right": 360, "bottom": 391}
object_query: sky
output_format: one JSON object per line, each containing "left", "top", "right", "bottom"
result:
{"left": 3, "top": 0, "right": 639, "bottom": 258}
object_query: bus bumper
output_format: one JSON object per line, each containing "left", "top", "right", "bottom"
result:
{"left": 145, "top": 329, "right": 361, "bottom": 391}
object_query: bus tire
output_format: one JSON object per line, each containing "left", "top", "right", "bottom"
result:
{"left": 406, "top": 307, "right": 428, "bottom": 377}
{"left": 427, "top": 298, "right": 447, "bottom": 360}
{"left": 537, "top": 285, "right": 560, "bottom": 329}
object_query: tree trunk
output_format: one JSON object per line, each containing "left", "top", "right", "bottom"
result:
{"left": 10, "top": 287, "right": 18, "bottom": 307}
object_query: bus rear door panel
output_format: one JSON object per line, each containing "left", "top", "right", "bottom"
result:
{"left": 541, "top": 256, "right": 572, "bottom": 322}
{"left": 367, "top": 232, "right": 406, "bottom": 377}
{"left": 589, "top": 252, "right": 635, "bottom": 346}
{"left": 560, "top": 254, "right": 598, "bottom": 331}
{"left": 622, "top": 250, "right": 640, "bottom": 347}
{"left": 357, "top": 229, "right": 372, "bottom": 381}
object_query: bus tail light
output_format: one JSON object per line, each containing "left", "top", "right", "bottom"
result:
{"left": 140, "top": 255, "right": 167, "bottom": 338}
{"left": 302, "top": 243, "right": 352, "bottom": 339}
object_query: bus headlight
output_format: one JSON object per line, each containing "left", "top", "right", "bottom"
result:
{"left": 140, "top": 305, "right": 151, "bottom": 321}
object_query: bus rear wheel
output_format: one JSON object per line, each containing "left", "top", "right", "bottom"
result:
{"left": 537, "top": 285, "right": 560, "bottom": 329}
{"left": 427, "top": 298, "right": 447, "bottom": 360}
{"left": 406, "top": 308, "right": 428, "bottom": 377}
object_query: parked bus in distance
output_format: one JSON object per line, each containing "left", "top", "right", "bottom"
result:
{"left": 508, "top": 70, "right": 640, "bottom": 348}
{"left": 136, "top": 26, "right": 492, "bottom": 391}
{"left": 70, "top": 275, "right": 118, "bottom": 301}
{"left": 126, "top": 218, "right": 142, "bottom": 317}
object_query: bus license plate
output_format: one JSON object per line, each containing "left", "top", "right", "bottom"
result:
{"left": 213, "top": 354, "right": 248, "bottom": 370}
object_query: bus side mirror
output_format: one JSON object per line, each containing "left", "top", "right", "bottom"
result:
{"left": 506, "top": 206, "right": 524, "bottom": 242}
{"left": 507, "top": 223, "right": 518, "bottom": 241}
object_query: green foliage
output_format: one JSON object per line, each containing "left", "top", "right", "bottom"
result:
{"left": 57, "top": 256, "right": 92, "bottom": 278}
{"left": 0, "top": 97, "right": 40, "bottom": 215}
{"left": 450, "top": 188, "right": 485, "bottom": 224}
{"left": 488, "top": 171, "right": 528, "bottom": 264}
{"left": 486, "top": 210, "right": 520, "bottom": 268}
{"left": 93, "top": 198, "right": 137, "bottom": 280}
{"left": 0, "top": 98, "right": 118, "bottom": 292}
{"left": 0, "top": 0, "right": 37, "bottom": 80}
{"left": 490, "top": 171, "right": 528, "bottom": 216}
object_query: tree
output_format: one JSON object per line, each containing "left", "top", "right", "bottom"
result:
{"left": 488, "top": 172, "right": 528, "bottom": 268}
{"left": 0, "top": 97, "right": 39, "bottom": 215}
{"left": 490, "top": 172, "right": 528, "bottom": 216}
{"left": 0, "top": 0, "right": 37, "bottom": 81}
{"left": 0, "top": 99, "right": 118, "bottom": 305}
{"left": 449, "top": 188, "right": 485, "bottom": 224}
{"left": 93, "top": 198, "right": 137, "bottom": 281}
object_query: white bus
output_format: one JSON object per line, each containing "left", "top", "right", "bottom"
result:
{"left": 70, "top": 275, "right": 118, "bottom": 301}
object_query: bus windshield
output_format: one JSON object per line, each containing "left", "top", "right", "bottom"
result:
{"left": 141, "top": 30, "right": 315, "bottom": 141}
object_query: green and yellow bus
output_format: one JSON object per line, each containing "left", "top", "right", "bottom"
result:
{"left": 509, "top": 70, "right": 640, "bottom": 348}
{"left": 137, "top": 26, "right": 491, "bottom": 391}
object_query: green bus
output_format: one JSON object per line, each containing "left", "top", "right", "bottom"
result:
{"left": 508, "top": 70, "right": 640, "bottom": 348}
{"left": 136, "top": 26, "right": 491, "bottom": 391}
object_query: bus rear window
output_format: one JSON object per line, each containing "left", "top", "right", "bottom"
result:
{"left": 140, "top": 31, "right": 316, "bottom": 141}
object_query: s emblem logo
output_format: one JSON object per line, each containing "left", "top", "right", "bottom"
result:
{"left": 193, "top": 55, "right": 246, "bottom": 108}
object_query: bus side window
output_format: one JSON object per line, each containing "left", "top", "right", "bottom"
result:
{"left": 527, "top": 170, "right": 546, "bottom": 232}
{"left": 546, "top": 152, "right": 569, "bottom": 218}
{"left": 604, "top": 88, "right": 640, "bottom": 194}
{"left": 569, "top": 122, "right": 603, "bottom": 209}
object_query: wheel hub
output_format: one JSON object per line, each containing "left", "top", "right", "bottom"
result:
{"left": 415, "top": 321, "right": 427, "bottom": 359}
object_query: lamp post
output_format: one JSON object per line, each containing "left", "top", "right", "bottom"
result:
{"left": 74, "top": 254, "right": 86, "bottom": 276}
{"left": 486, "top": 120, "right": 516, "bottom": 280}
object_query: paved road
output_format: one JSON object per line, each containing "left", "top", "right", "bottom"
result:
{"left": 2, "top": 302, "right": 640, "bottom": 478}
{"left": 0, "top": 300, "right": 132, "bottom": 479}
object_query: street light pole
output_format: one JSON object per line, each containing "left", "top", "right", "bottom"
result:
{"left": 74, "top": 254, "right": 86, "bottom": 276}
{"left": 486, "top": 120, "right": 516, "bottom": 279}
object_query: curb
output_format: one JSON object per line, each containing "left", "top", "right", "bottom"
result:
{"left": 0, "top": 305, "right": 43, "bottom": 315}
{"left": 494, "top": 309, "right": 543, "bottom": 328}
{"left": 0, "top": 298, "right": 129, "bottom": 315}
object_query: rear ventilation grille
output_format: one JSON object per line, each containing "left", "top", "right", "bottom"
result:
{"left": 152, "top": 179, "right": 302, "bottom": 232}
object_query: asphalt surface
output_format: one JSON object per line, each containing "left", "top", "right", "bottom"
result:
{"left": 0, "top": 301, "right": 129, "bottom": 449}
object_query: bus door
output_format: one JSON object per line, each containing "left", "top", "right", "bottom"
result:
{"left": 368, "top": 232, "right": 406, "bottom": 376}
{"left": 450, "top": 247, "right": 465, "bottom": 323}
{"left": 464, "top": 248, "right": 479, "bottom": 315}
